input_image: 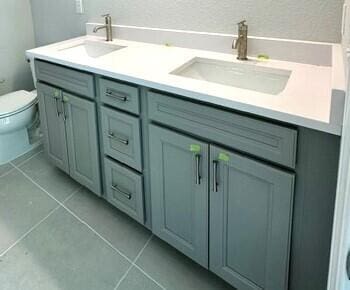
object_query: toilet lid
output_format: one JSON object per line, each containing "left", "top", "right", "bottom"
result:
{"left": 0, "top": 90, "right": 37, "bottom": 117}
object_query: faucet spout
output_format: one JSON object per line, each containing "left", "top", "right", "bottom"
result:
{"left": 93, "top": 25, "right": 107, "bottom": 33}
{"left": 232, "top": 36, "right": 242, "bottom": 50}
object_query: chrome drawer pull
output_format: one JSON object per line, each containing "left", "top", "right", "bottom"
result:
{"left": 213, "top": 160, "right": 219, "bottom": 192}
{"left": 62, "top": 100, "right": 68, "bottom": 121}
{"left": 54, "top": 97, "right": 61, "bottom": 117}
{"left": 195, "top": 154, "right": 201, "bottom": 185}
{"left": 106, "top": 90, "right": 128, "bottom": 102}
{"left": 107, "top": 132, "right": 129, "bottom": 145}
{"left": 111, "top": 185, "right": 132, "bottom": 200}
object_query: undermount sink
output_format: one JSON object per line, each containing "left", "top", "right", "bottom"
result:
{"left": 57, "top": 40, "right": 126, "bottom": 58}
{"left": 171, "top": 57, "right": 291, "bottom": 95}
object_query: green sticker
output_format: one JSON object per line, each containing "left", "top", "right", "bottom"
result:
{"left": 218, "top": 152, "right": 230, "bottom": 162}
{"left": 54, "top": 90, "right": 60, "bottom": 97}
{"left": 63, "top": 95, "right": 69, "bottom": 102}
{"left": 190, "top": 144, "right": 201, "bottom": 153}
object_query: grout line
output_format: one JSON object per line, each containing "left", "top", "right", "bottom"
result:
{"left": 133, "top": 235, "right": 153, "bottom": 265}
{"left": 15, "top": 150, "right": 44, "bottom": 168}
{"left": 133, "top": 264, "right": 167, "bottom": 290}
{"left": 114, "top": 235, "right": 157, "bottom": 290}
{"left": 0, "top": 188, "right": 79, "bottom": 258}
{"left": 0, "top": 167, "right": 17, "bottom": 179}
{"left": 0, "top": 205, "right": 61, "bottom": 257}
{"left": 131, "top": 236, "right": 168, "bottom": 290}
{"left": 113, "top": 264, "right": 134, "bottom": 290}
{"left": 11, "top": 162, "right": 135, "bottom": 264}
{"left": 11, "top": 162, "right": 166, "bottom": 290}
{"left": 62, "top": 186, "right": 82, "bottom": 204}
{"left": 0, "top": 149, "right": 43, "bottom": 179}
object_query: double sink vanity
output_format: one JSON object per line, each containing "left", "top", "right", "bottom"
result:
{"left": 27, "top": 25, "right": 345, "bottom": 290}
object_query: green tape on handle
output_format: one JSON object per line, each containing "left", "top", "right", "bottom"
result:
{"left": 219, "top": 152, "right": 230, "bottom": 162}
{"left": 190, "top": 144, "right": 201, "bottom": 153}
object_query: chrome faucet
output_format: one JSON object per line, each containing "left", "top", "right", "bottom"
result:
{"left": 93, "top": 14, "right": 113, "bottom": 41}
{"left": 232, "top": 20, "right": 248, "bottom": 60}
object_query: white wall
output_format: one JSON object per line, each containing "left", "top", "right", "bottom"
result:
{"left": 30, "top": 0, "right": 344, "bottom": 46}
{"left": 0, "top": 0, "right": 36, "bottom": 96}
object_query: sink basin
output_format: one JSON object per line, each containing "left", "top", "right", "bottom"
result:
{"left": 171, "top": 57, "right": 291, "bottom": 95}
{"left": 57, "top": 40, "right": 126, "bottom": 58}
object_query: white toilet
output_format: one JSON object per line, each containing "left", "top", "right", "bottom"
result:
{"left": 0, "top": 58, "right": 40, "bottom": 165}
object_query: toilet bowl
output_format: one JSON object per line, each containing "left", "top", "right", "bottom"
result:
{"left": 0, "top": 90, "right": 38, "bottom": 165}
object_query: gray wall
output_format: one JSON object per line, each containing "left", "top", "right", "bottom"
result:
{"left": 30, "top": 0, "right": 344, "bottom": 46}
{"left": 0, "top": 0, "right": 35, "bottom": 95}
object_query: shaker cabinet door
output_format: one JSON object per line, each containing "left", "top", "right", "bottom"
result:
{"left": 64, "top": 92, "right": 101, "bottom": 195}
{"left": 37, "top": 82, "right": 69, "bottom": 173}
{"left": 210, "top": 145, "right": 295, "bottom": 290}
{"left": 149, "top": 125, "right": 209, "bottom": 268}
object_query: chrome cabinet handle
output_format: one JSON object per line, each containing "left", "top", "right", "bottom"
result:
{"left": 106, "top": 90, "right": 128, "bottom": 102}
{"left": 213, "top": 160, "right": 219, "bottom": 192}
{"left": 195, "top": 154, "right": 201, "bottom": 185}
{"left": 54, "top": 97, "right": 61, "bottom": 117}
{"left": 111, "top": 184, "right": 132, "bottom": 200}
{"left": 61, "top": 100, "right": 67, "bottom": 121}
{"left": 107, "top": 132, "right": 129, "bottom": 145}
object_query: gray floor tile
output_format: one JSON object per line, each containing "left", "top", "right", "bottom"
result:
{"left": 0, "top": 163, "right": 14, "bottom": 177}
{"left": 136, "top": 237, "right": 235, "bottom": 290}
{"left": 19, "top": 152, "right": 80, "bottom": 202}
{"left": 0, "top": 169, "right": 58, "bottom": 254}
{"left": 117, "top": 267, "right": 162, "bottom": 290}
{"left": 12, "top": 144, "right": 43, "bottom": 166}
{"left": 65, "top": 188, "right": 152, "bottom": 260}
{"left": 0, "top": 207, "right": 130, "bottom": 290}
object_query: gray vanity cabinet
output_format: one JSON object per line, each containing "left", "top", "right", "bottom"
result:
{"left": 37, "top": 82, "right": 69, "bottom": 173}
{"left": 149, "top": 124, "right": 209, "bottom": 268}
{"left": 210, "top": 145, "right": 294, "bottom": 290}
{"left": 34, "top": 60, "right": 337, "bottom": 290}
{"left": 64, "top": 92, "right": 101, "bottom": 195}
{"left": 148, "top": 122, "right": 295, "bottom": 289}
{"left": 37, "top": 82, "right": 101, "bottom": 195}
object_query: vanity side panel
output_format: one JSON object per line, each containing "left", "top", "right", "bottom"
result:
{"left": 289, "top": 128, "right": 340, "bottom": 290}
{"left": 140, "top": 87, "right": 152, "bottom": 229}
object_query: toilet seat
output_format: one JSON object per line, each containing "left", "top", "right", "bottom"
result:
{"left": 0, "top": 90, "right": 37, "bottom": 118}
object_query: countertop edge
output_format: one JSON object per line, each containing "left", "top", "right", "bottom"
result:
{"left": 26, "top": 39, "right": 345, "bottom": 136}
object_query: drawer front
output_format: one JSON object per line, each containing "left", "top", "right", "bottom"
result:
{"left": 99, "top": 78, "right": 140, "bottom": 115}
{"left": 35, "top": 60, "right": 95, "bottom": 99}
{"left": 148, "top": 92, "right": 298, "bottom": 168}
{"left": 104, "top": 158, "right": 144, "bottom": 224}
{"left": 101, "top": 106, "right": 142, "bottom": 171}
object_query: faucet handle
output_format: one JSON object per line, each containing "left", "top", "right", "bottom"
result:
{"left": 102, "top": 14, "right": 111, "bottom": 18}
{"left": 237, "top": 20, "right": 247, "bottom": 26}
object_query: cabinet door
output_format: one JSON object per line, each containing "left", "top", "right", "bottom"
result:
{"left": 210, "top": 145, "right": 294, "bottom": 290}
{"left": 37, "top": 82, "right": 69, "bottom": 173}
{"left": 63, "top": 92, "right": 102, "bottom": 195}
{"left": 149, "top": 125, "right": 209, "bottom": 268}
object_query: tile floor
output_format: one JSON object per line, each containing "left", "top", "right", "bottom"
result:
{"left": 0, "top": 148, "right": 235, "bottom": 290}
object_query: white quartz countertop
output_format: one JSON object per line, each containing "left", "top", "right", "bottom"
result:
{"left": 27, "top": 35, "right": 346, "bottom": 135}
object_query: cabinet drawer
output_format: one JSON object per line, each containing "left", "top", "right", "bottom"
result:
{"left": 35, "top": 60, "right": 95, "bottom": 99}
{"left": 148, "top": 92, "right": 298, "bottom": 168}
{"left": 99, "top": 78, "right": 140, "bottom": 115}
{"left": 101, "top": 106, "right": 142, "bottom": 171}
{"left": 104, "top": 158, "right": 144, "bottom": 224}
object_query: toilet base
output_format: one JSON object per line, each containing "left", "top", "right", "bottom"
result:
{"left": 0, "top": 128, "right": 39, "bottom": 165}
